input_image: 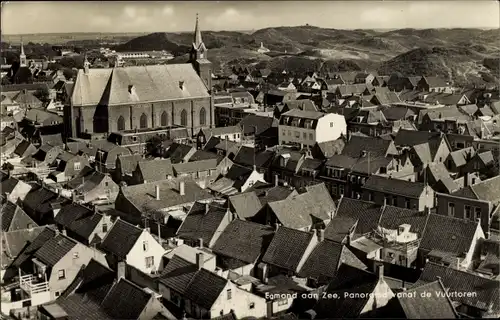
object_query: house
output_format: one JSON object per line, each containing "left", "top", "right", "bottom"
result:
{"left": 335, "top": 84, "right": 370, "bottom": 98}
{"left": 246, "top": 180, "right": 298, "bottom": 205}
{"left": 13, "top": 140, "right": 37, "bottom": 158}
{"left": 172, "top": 158, "right": 222, "bottom": 188}
{"left": 238, "top": 114, "right": 279, "bottom": 147}
{"left": 323, "top": 216, "right": 358, "bottom": 244}
{"left": 227, "top": 192, "right": 263, "bottom": 220}
{"left": 462, "top": 150, "right": 497, "bottom": 176}
{"left": 114, "top": 153, "right": 143, "bottom": 183}
{"left": 435, "top": 175, "right": 500, "bottom": 237}
{"left": 255, "top": 89, "right": 295, "bottom": 106}
{"left": 176, "top": 202, "right": 232, "bottom": 248}
{"left": 232, "top": 146, "right": 274, "bottom": 176}
{"left": 199, "top": 125, "right": 243, "bottom": 144}
{"left": 372, "top": 76, "right": 390, "bottom": 87}
{"left": 39, "top": 260, "right": 176, "bottom": 320}
{"left": 94, "top": 141, "right": 132, "bottom": 173}
{"left": 131, "top": 159, "right": 174, "bottom": 185}
{"left": 22, "top": 143, "right": 62, "bottom": 167}
{"left": 334, "top": 197, "right": 384, "bottom": 238}
{"left": 474, "top": 238, "right": 500, "bottom": 277}
{"left": 277, "top": 82, "right": 297, "bottom": 92}
{"left": 330, "top": 71, "right": 358, "bottom": 85}
{"left": 362, "top": 175, "right": 435, "bottom": 211}
{"left": 1, "top": 176, "right": 33, "bottom": 202}
{"left": 211, "top": 219, "right": 275, "bottom": 276}
{"left": 418, "top": 214, "right": 484, "bottom": 269}
{"left": 163, "top": 142, "right": 196, "bottom": 163}
{"left": 314, "top": 264, "right": 394, "bottom": 318}
{"left": 425, "top": 162, "right": 461, "bottom": 194}
{"left": 114, "top": 178, "right": 214, "bottom": 225}
{"left": 274, "top": 99, "right": 318, "bottom": 119}
{"left": 48, "top": 151, "right": 90, "bottom": 182}
{"left": 1, "top": 200, "right": 37, "bottom": 232}
{"left": 24, "top": 108, "right": 63, "bottom": 127}
{"left": 261, "top": 226, "right": 319, "bottom": 277}
{"left": 253, "top": 183, "right": 335, "bottom": 231}
{"left": 416, "top": 262, "right": 500, "bottom": 318}
{"left": 100, "top": 218, "right": 165, "bottom": 274}
{"left": 54, "top": 202, "right": 112, "bottom": 245}
{"left": 65, "top": 168, "right": 119, "bottom": 203}
{"left": 21, "top": 185, "right": 60, "bottom": 225}
{"left": 10, "top": 89, "right": 44, "bottom": 109}
{"left": 278, "top": 109, "right": 347, "bottom": 148}
{"left": 417, "top": 76, "right": 453, "bottom": 93}
{"left": 158, "top": 254, "right": 267, "bottom": 319}
{"left": 209, "top": 163, "right": 266, "bottom": 195}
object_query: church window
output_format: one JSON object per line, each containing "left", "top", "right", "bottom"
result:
{"left": 140, "top": 113, "right": 148, "bottom": 129}
{"left": 161, "top": 111, "right": 168, "bottom": 127}
{"left": 181, "top": 109, "right": 188, "bottom": 127}
{"left": 117, "top": 116, "right": 125, "bottom": 131}
{"left": 199, "top": 107, "right": 206, "bottom": 126}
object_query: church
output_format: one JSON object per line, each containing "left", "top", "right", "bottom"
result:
{"left": 65, "top": 14, "right": 214, "bottom": 139}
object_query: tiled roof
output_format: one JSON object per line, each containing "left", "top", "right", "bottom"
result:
{"left": 420, "top": 214, "right": 478, "bottom": 256}
{"left": 238, "top": 114, "right": 277, "bottom": 135}
{"left": 137, "top": 158, "right": 174, "bottom": 181}
{"left": 282, "top": 109, "right": 324, "bottom": 120}
{"left": 55, "top": 203, "right": 103, "bottom": 241}
{"left": 34, "top": 234, "right": 77, "bottom": 267}
{"left": 56, "top": 295, "right": 111, "bottom": 320}
{"left": 262, "top": 227, "right": 313, "bottom": 272}
{"left": 381, "top": 106, "right": 415, "bottom": 121}
{"left": 1, "top": 201, "right": 37, "bottom": 232}
{"left": 173, "top": 159, "right": 217, "bottom": 175}
{"left": 363, "top": 175, "right": 426, "bottom": 198}
{"left": 66, "top": 169, "right": 108, "bottom": 193}
{"left": 189, "top": 150, "right": 220, "bottom": 162}
{"left": 100, "top": 219, "right": 143, "bottom": 259}
{"left": 468, "top": 176, "right": 500, "bottom": 204}
{"left": 418, "top": 262, "right": 500, "bottom": 313}
{"left": 449, "top": 147, "right": 475, "bottom": 167}
{"left": 324, "top": 216, "right": 358, "bottom": 243}
{"left": 72, "top": 64, "right": 209, "bottom": 106}
{"left": 159, "top": 255, "right": 198, "bottom": 294}
{"left": 298, "top": 240, "right": 366, "bottom": 282}
{"left": 314, "top": 139, "right": 345, "bottom": 158}
{"left": 398, "top": 280, "right": 457, "bottom": 319}
{"left": 202, "top": 125, "right": 242, "bottom": 138}
{"left": 117, "top": 154, "right": 143, "bottom": 175}
{"left": 176, "top": 202, "right": 228, "bottom": 245}
{"left": 164, "top": 143, "right": 194, "bottom": 164}
{"left": 9, "top": 226, "right": 57, "bottom": 270}
{"left": 267, "top": 183, "right": 334, "bottom": 230}
{"left": 284, "top": 99, "right": 318, "bottom": 112}
{"left": 341, "top": 135, "right": 391, "bottom": 158}
{"left": 233, "top": 146, "right": 274, "bottom": 168}
{"left": 423, "top": 76, "right": 449, "bottom": 88}
{"left": 427, "top": 162, "right": 459, "bottom": 194}
{"left": 100, "top": 278, "right": 151, "bottom": 319}
{"left": 70, "top": 259, "right": 115, "bottom": 302}
{"left": 228, "top": 192, "right": 263, "bottom": 219}
{"left": 22, "top": 185, "right": 59, "bottom": 219}
{"left": 379, "top": 206, "right": 428, "bottom": 236}
{"left": 120, "top": 178, "right": 213, "bottom": 213}
{"left": 183, "top": 268, "right": 228, "bottom": 309}
{"left": 247, "top": 182, "right": 297, "bottom": 205}
{"left": 335, "top": 198, "right": 383, "bottom": 236}
{"left": 212, "top": 219, "right": 274, "bottom": 265}
{"left": 1, "top": 226, "right": 46, "bottom": 262}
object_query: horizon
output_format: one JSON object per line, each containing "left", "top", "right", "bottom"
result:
{"left": 2, "top": 1, "right": 499, "bottom": 35}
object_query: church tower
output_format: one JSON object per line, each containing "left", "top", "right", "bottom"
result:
{"left": 189, "top": 13, "right": 212, "bottom": 90}
{"left": 19, "top": 40, "right": 27, "bottom": 67}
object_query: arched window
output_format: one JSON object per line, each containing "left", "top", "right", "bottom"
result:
{"left": 117, "top": 116, "right": 125, "bottom": 131}
{"left": 180, "top": 109, "right": 188, "bottom": 127}
{"left": 161, "top": 111, "right": 168, "bottom": 127}
{"left": 199, "top": 107, "right": 206, "bottom": 126}
{"left": 140, "top": 113, "right": 148, "bottom": 129}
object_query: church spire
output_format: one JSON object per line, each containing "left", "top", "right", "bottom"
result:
{"left": 194, "top": 13, "right": 202, "bottom": 48}
{"left": 20, "top": 38, "right": 27, "bottom": 67}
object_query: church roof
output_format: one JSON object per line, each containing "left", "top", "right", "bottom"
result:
{"left": 71, "top": 64, "right": 210, "bottom": 106}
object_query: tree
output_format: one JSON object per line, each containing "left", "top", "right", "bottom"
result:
{"left": 34, "top": 87, "right": 50, "bottom": 103}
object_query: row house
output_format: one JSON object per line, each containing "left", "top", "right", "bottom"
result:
{"left": 48, "top": 151, "right": 89, "bottom": 182}
{"left": 65, "top": 168, "right": 119, "bottom": 203}
{"left": 436, "top": 175, "right": 500, "bottom": 237}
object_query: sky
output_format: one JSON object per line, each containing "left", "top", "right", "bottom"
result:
{"left": 1, "top": 1, "right": 499, "bottom": 35}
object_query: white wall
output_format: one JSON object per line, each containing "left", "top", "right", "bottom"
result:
{"left": 8, "top": 180, "right": 32, "bottom": 202}
{"left": 360, "top": 278, "right": 395, "bottom": 314}
{"left": 316, "top": 113, "right": 347, "bottom": 143}
{"left": 211, "top": 282, "right": 267, "bottom": 319}
{"left": 241, "top": 170, "right": 266, "bottom": 192}
{"left": 126, "top": 230, "right": 166, "bottom": 274}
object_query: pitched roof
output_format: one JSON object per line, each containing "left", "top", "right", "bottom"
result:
{"left": 267, "top": 183, "right": 334, "bottom": 229}
{"left": 212, "top": 220, "right": 274, "bottom": 265}
{"left": 183, "top": 268, "right": 228, "bottom": 309}
{"left": 233, "top": 146, "right": 274, "bottom": 168}
{"left": 363, "top": 175, "right": 426, "bottom": 198}
{"left": 228, "top": 192, "right": 263, "bottom": 219}
{"left": 379, "top": 206, "right": 428, "bottom": 236}
{"left": 100, "top": 278, "right": 152, "bottom": 320}
{"left": 238, "top": 114, "right": 277, "bottom": 135}
{"left": 465, "top": 176, "right": 500, "bottom": 204}
{"left": 72, "top": 64, "right": 209, "bottom": 106}
{"left": 9, "top": 226, "right": 57, "bottom": 270}
{"left": 298, "top": 240, "right": 366, "bottom": 281}
{"left": 394, "top": 129, "right": 443, "bottom": 148}
{"left": 324, "top": 216, "right": 358, "bottom": 243}
{"left": 176, "top": 202, "right": 228, "bottom": 244}
{"left": 314, "top": 139, "right": 345, "bottom": 158}
{"left": 202, "top": 125, "right": 242, "bottom": 138}
{"left": 398, "top": 280, "right": 458, "bottom": 319}
{"left": 335, "top": 198, "right": 383, "bottom": 236}
{"left": 1, "top": 201, "right": 37, "bottom": 232}
{"left": 284, "top": 99, "right": 318, "bottom": 112}
{"left": 66, "top": 170, "right": 109, "bottom": 193}
{"left": 68, "top": 258, "right": 115, "bottom": 301}
{"left": 100, "top": 219, "right": 143, "bottom": 259}
{"left": 34, "top": 233, "right": 78, "bottom": 267}
{"left": 55, "top": 203, "right": 103, "bottom": 241}
{"left": 137, "top": 158, "right": 174, "bottom": 181}
{"left": 22, "top": 185, "right": 59, "bottom": 218}
{"left": 173, "top": 159, "right": 217, "bottom": 175}
{"left": 423, "top": 76, "right": 449, "bottom": 88}
{"left": 341, "top": 135, "right": 392, "bottom": 158}
{"left": 420, "top": 214, "right": 479, "bottom": 256}
{"left": 159, "top": 255, "right": 198, "bottom": 294}
{"left": 120, "top": 178, "right": 213, "bottom": 213}
{"left": 262, "top": 226, "right": 313, "bottom": 271}
{"left": 117, "top": 154, "right": 143, "bottom": 175}
{"left": 418, "top": 262, "right": 500, "bottom": 313}
{"left": 247, "top": 182, "right": 297, "bottom": 205}
{"left": 165, "top": 143, "right": 194, "bottom": 163}
{"left": 1, "top": 226, "right": 46, "bottom": 262}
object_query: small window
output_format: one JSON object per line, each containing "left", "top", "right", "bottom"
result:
{"left": 392, "top": 197, "right": 397, "bottom": 206}
{"left": 143, "top": 241, "right": 148, "bottom": 251}
{"left": 227, "top": 289, "right": 232, "bottom": 300}
{"left": 27, "top": 223, "right": 33, "bottom": 229}
{"left": 74, "top": 162, "right": 81, "bottom": 170}
{"left": 405, "top": 198, "right": 410, "bottom": 209}
{"left": 73, "top": 252, "right": 79, "bottom": 259}
{"left": 105, "top": 181, "right": 109, "bottom": 187}
{"left": 145, "top": 256, "right": 154, "bottom": 268}
{"left": 132, "top": 136, "right": 138, "bottom": 142}
{"left": 330, "top": 122, "right": 333, "bottom": 127}
{"left": 475, "top": 207, "right": 481, "bottom": 220}
{"left": 58, "top": 269, "right": 65, "bottom": 280}
{"left": 448, "top": 202, "right": 455, "bottom": 217}
{"left": 303, "top": 132, "right": 307, "bottom": 139}
{"left": 368, "top": 192, "right": 374, "bottom": 201}
{"left": 309, "top": 133, "right": 313, "bottom": 140}
{"left": 339, "top": 185, "right": 344, "bottom": 195}
{"left": 464, "top": 205, "right": 471, "bottom": 220}
{"left": 278, "top": 298, "right": 288, "bottom": 306}
{"left": 102, "top": 223, "right": 108, "bottom": 233}
{"left": 249, "top": 302, "right": 255, "bottom": 309}
{"left": 55, "top": 291, "right": 60, "bottom": 297}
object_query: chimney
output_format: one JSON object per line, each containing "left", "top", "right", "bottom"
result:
{"left": 376, "top": 263, "right": 384, "bottom": 280}
{"left": 274, "top": 174, "right": 279, "bottom": 187}
{"left": 61, "top": 228, "right": 67, "bottom": 236}
{"left": 205, "top": 202, "right": 210, "bottom": 213}
{"left": 383, "top": 196, "right": 387, "bottom": 206}
{"left": 72, "top": 191, "right": 77, "bottom": 203}
{"left": 179, "top": 181, "right": 185, "bottom": 196}
{"left": 4, "top": 192, "right": 10, "bottom": 200}
{"left": 198, "top": 237, "right": 204, "bottom": 248}
{"left": 155, "top": 185, "right": 160, "bottom": 200}
{"left": 179, "top": 81, "right": 185, "bottom": 90}
{"left": 196, "top": 252, "right": 204, "bottom": 270}
{"left": 317, "top": 228, "right": 325, "bottom": 242}
{"left": 117, "top": 261, "right": 126, "bottom": 280}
